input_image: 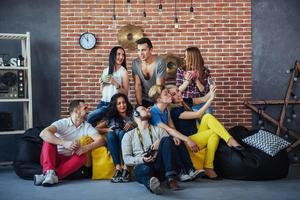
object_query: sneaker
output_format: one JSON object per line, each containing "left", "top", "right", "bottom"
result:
{"left": 188, "top": 169, "right": 205, "bottom": 180}
{"left": 42, "top": 170, "right": 58, "bottom": 186}
{"left": 120, "top": 169, "right": 130, "bottom": 182}
{"left": 167, "top": 177, "right": 181, "bottom": 191}
{"left": 178, "top": 172, "right": 192, "bottom": 182}
{"left": 111, "top": 169, "right": 122, "bottom": 183}
{"left": 149, "top": 177, "right": 162, "bottom": 194}
{"left": 34, "top": 174, "right": 45, "bottom": 186}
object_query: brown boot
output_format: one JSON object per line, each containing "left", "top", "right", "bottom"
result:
{"left": 167, "top": 177, "right": 181, "bottom": 191}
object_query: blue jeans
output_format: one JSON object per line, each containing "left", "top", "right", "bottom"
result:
{"left": 175, "top": 142, "right": 195, "bottom": 173}
{"left": 134, "top": 137, "right": 177, "bottom": 192}
{"left": 192, "top": 103, "right": 214, "bottom": 114}
{"left": 87, "top": 101, "right": 109, "bottom": 127}
{"left": 107, "top": 129, "right": 126, "bottom": 166}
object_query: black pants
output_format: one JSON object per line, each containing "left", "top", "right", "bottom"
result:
{"left": 175, "top": 142, "right": 195, "bottom": 173}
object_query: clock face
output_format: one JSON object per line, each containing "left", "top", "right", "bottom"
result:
{"left": 79, "top": 32, "right": 97, "bottom": 50}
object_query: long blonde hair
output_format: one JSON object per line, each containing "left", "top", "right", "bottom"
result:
{"left": 184, "top": 47, "right": 205, "bottom": 80}
{"left": 165, "top": 84, "right": 192, "bottom": 111}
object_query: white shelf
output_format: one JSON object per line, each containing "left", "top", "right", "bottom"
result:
{"left": 0, "top": 99, "right": 30, "bottom": 102}
{"left": 0, "top": 66, "right": 28, "bottom": 70}
{"left": 0, "top": 130, "right": 25, "bottom": 135}
{"left": 0, "top": 32, "right": 32, "bottom": 135}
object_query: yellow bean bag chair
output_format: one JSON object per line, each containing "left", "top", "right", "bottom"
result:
{"left": 79, "top": 136, "right": 94, "bottom": 167}
{"left": 91, "top": 146, "right": 115, "bottom": 180}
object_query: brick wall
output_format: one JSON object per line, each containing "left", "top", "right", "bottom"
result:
{"left": 60, "top": 0, "right": 252, "bottom": 128}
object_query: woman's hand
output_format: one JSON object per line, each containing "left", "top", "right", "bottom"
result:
{"left": 186, "top": 138, "right": 200, "bottom": 153}
{"left": 209, "top": 84, "right": 216, "bottom": 101}
{"left": 123, "top": 122, "right": 135, "bottom": 132}
{"left": 173, "top": 137, "right": 181, "bottom": 146}
{"left": 195, "top": 79, "right": 205, "bottom": 92}
{"left": 184, "top": 71, "right": 193, "bottom": 82}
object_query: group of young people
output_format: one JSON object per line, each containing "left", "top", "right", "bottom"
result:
{"left": 34, "top": 38, "right": 243, "bottom": 194}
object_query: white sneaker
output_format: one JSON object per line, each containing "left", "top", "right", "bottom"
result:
{"left": 34, "top": 174, "right": 45, "bottom": 186}
{"left": 178, "top": 172, "right": 193, "bottom": 182}
{"left": 149, "top": 177, "right": 162, "bottom": 194}
{"left": 188, "top": 169, "right": 205, "bottom": 180}
{"left": 42, "top": 170, "right": 58, "bottom": 186}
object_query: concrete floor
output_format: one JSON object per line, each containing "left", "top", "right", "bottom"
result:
{"left": 0, "top": 165, "right": 300, "bottom": 200}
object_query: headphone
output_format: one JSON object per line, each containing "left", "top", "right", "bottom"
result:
{"left": 134, "top": 110, "right": 141, "bottom": 117}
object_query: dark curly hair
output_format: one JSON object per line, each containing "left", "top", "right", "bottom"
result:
{"left": 105, "top": 93, "right": 133, "bottom": 127}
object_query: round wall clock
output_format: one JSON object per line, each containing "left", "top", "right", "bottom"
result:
{"left": 79, "top": 32, "right": 97, "bottom": 50}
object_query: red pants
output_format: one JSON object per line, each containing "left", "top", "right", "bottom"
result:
{"left": 40, "top": 142, "right": 87, "bottom": 179}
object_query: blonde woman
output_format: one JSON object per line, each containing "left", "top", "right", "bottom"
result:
{"left": 167, "top": 84, "right": 243, "bottom": 179}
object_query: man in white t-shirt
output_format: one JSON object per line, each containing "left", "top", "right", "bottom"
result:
{"left": 34, "top": 100, "right": 105, "bottom": 186}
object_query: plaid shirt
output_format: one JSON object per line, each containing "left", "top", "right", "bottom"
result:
{"left": 176, "top": 67, "right": 211, "bottom": 98}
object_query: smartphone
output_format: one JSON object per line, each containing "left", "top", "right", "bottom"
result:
{"left": 208, "top": 78, "right": 214, "bottom": 86}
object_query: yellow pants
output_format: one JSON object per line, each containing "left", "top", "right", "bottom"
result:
{"left": 188, "top": 113, "right": 232, "bottom": 169}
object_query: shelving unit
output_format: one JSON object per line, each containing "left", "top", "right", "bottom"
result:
{"left": 0, "top": 32, "right": 32, "bottom": 135}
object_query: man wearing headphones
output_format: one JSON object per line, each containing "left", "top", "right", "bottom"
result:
{"left": 121, "top": 106, "right": 180, "bottom": 194}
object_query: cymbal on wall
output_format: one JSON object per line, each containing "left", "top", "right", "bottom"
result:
{"left": 118, "top": 24, "right": 143, "bottom": 50}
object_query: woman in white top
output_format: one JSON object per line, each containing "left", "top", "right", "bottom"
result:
{"left": 87, "top": 46, "right": 129, "bottom": 126}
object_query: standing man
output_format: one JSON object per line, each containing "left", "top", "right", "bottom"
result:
{"left": 132, "top": 38, "right": 166, "bottom": 107}
{"left": 34, "top": 100, "right": 105, "bottom": 186}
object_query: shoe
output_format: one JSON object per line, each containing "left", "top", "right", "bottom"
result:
{"left": 231, "top": 146, "right": 245, "bottom": 151}
{"left": 42, "top": 170, "right": 58, "bottom": 186}
{"left": 120, "top": 169, "right": 130, "bottom": 182}
{"left": 167, "top": 178, "right": 181, "bottom": 191}
{"left": 188, "top": 169, "right": 205, "bottom": 180}
{"left": 178, "top": 172, "right": 192, "bottom": 182}
{"left": 111, "top": 169, "right": 122, "bottom": 183}
{"left": 202, "top": 174, "right": 222, "bottom": 180}
{"left": 149, "top": 177, "right": 162, "bottom": 195}
{"left": 34, "top": 174, "right": 45, "bottom": 186}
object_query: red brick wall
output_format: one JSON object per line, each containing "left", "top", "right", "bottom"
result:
{"left": 60, "top": 0, "right": 252, "bottom": 128}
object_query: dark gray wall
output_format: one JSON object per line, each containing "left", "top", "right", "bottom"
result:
{"left": 0, "top": 0, "right": 60, "bottom": 161}
{"left": 252, "top": 0, "right": 300, "bottom": 161}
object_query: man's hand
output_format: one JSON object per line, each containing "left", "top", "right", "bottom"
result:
{"left": 62, "top": 140, "right": 80, "bottom": 151}
{"left": 151, "top": 139, "right": 160, "bottom": 150}
{"left": 75, "top": 145, "right": 90, "bottom": 156}
{"left": 173, "top": 137, "right": 181, "bottom": 146}
{"left": 143, "top": 155, "right": 155, "bottom": 163}
{"left": 186, "top": 138, "right": 199, "bottom": 153}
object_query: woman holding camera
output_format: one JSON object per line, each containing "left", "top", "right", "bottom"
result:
{"left": 176, "top": 47, "right": 213, "bottom": 113}
{"left": 87, "top": 46, "right": 129, "bottom": 126}
{"left": 96, "top": 93, "right": 136, "bottom": 183}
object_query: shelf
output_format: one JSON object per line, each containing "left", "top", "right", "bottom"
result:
{"left": 0, "top": 99, "right": 30, "bottom": 102}
{"left": 0, "top": 33, "right": 27, "bottom": 40}
{"left": 0, "top": 130, "right": 25, "bottom": 135}
{"left": 0, "top": 66, "right": 28, "bottom": 70}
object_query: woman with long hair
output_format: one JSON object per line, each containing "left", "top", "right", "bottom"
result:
{"left": 96, "top": 93, "right": 136, "bottom": 183}
{"left": 176, "top": 47, "right": 213, "bottom": 112}
{"left": 167, "top": 84, "right": 243, "bottom": 179}
{"left": 87, "top": 46, "right": 129, "bottom": 126}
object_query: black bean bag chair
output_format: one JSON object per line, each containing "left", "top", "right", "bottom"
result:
{"left": 214, "top": 126, "right": 289, "bottom": 180}
{"left": 13, "top": 127, "right": 91, "bottom": 180}
{"left": 14, "top": 127, "right": 44, "bottom": 180}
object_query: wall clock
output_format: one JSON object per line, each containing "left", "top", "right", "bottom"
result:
{"left": 79, "top": 32, "right": 97, "bottom": 50}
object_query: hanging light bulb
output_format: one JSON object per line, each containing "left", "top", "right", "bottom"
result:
{"left": 292, "top": 108, "right": 297, "bottom": 119}
{"left": 143, "top": 0, "right": 147, "bottom": 18}
{"left": 174, "top": 16, "right": 179, "bottom": 29}
{"left": 258, "top": 119, "right": 263, "bottom": 125}
{"left": 111, "top": 0, "right": 117, "bottom": 28}
{"left": 286, "top": 117, "right": 292, "bottom": 123}
{"left": 158, "top": 1, "right": 163, "bottom": 15}
{"left": 291, "top": 92, "right": 298, "bottom": 100}
{"left": 284, "top": 134, "right": 289, "bottom": 139}
{"left": 127, "top": 0, "right": 131, "bottom": 15}
{"left": 190, "top": 0, "right": 195, "bottom": 20}
{"left": 112, "top": 14, "right": 117, "bottom": 28}
{"left": 174, "top": 0, "right": 179, "bottom": 29}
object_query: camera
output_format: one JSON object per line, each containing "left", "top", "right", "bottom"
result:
{"left": 145, "top": 147, "right": 157, "bottom": 157}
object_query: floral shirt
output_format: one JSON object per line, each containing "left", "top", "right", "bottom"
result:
{"left": 176, "top": 67, "right": 211, "bottom": 98}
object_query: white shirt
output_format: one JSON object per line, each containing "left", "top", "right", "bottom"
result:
{"left": 53, "top": 117, "right": 99, "bottom": 156}
{"left": 101, "top": 66, "right": 127, "bottom": 102}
